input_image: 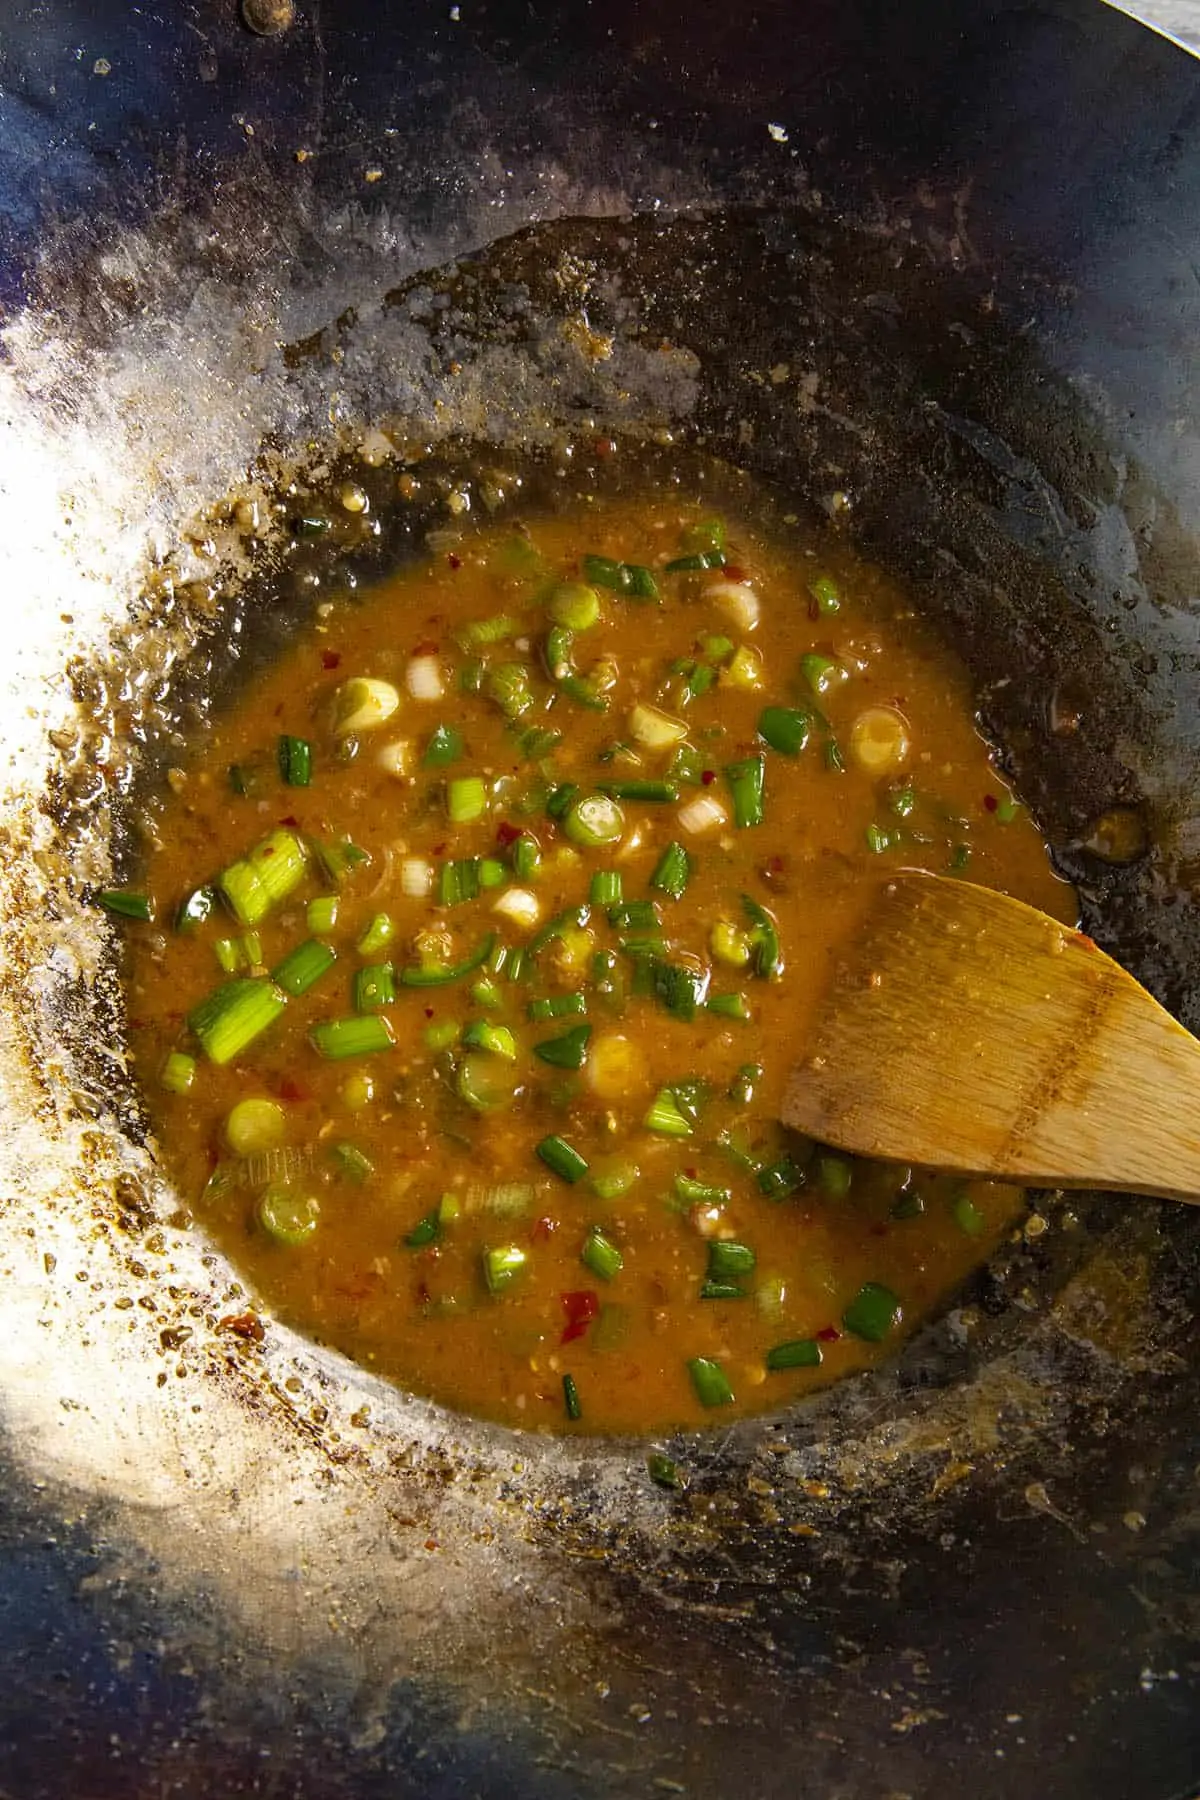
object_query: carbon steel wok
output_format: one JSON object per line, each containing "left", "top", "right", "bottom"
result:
{"left": 0, "top": 1, "right": 1198, "bottom": 1795}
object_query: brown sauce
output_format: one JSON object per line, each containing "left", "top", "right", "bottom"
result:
{"left": 123, "top": 494, "right": 1071, "bottom": 1433}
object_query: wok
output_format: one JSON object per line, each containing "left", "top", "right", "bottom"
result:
{"left": 0, "top": 1, "right": 1197, "bottom": 1795}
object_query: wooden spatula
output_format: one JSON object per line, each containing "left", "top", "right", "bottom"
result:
{"left": 782, "top": 870, "right": 1200, "bottom": 1203}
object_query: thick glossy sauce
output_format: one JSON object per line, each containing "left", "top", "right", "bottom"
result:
{"left": 125, "top": 499, "right": 1069, "bottom": 1433}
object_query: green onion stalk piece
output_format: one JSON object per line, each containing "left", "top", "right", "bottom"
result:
{"left": 188, "top": 978, "right": 288, "bottom": 1065}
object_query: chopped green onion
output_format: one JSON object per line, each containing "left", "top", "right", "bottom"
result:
{"left": 272, "top": 938, "right": 337, "bottom": 998}
{"left": 724, "top": 756, "right": 765, "bottom": 828}
{"left": 647, "top": 1451, "right": 685, "bottom": 1489}
{"left": 482, "top": 1244, "right": 528, "bottom": 1294}
{"left": 398, "top": 932, "right": 495, "bottom": 988}
{"left": 608, "top": 899, "right": 659, "bottom": 930}
{"left": 562, "top": 1373, "right": 583, "bottom": 1421}
{"left": 516, "top": 724, "right": 563, "bottom": 760}
{"left": 505, "top": 947, "right": 528, "bottom": 983}
{"left": 313, "top": 836, "right": 369, "bottom": 887}
{"left": 546, "top": 782, "right": 581, "bottom": 820}
{"left": 865, "top": 822, "right": 897, "bottom": 854}
{"left": 800, "top": 652, "right": 842, "bottom": 696}
{"left": 687, "top": 1357, "right": 734, "bottom": 1408}
{"left": 306, "top": 894, "right": 339, "bottom": 934}
{"left": 808, "top": 575, "right": 841, "bottom": 614}
{"left": 669, "top": 1077, "right": 709, "bottom": 1125}
{"left": 470, "top": 976, "right": 503, "bottom": 1008}
{"left": 218, "top": 829, "right": 308, "bottom": 926}
{"left": 548, "top": 582, "right": 601, "bottom": 630}
{"left": 757, "top": 1155, "right": 806, "bottom": 1201}
{"left": 544, "top": 623, "right": 575, "bottom": 682}
{"left": 460, "top": 659, "right": 485, "bottom": 694}
{"left": 644, "top": 1088, "right": 693, "bottom": 1137}
{"left": 456, "top": 1051, "right": 518, "bottom": 1110}
{"left": 354, "top": 961, "right": 396, "bottom": 1011}
{"left": 486, "top": 661, "right": 535, "bottom": 719}
{"left": 438, "top": 1191, "right": 461, "bottom": 1224}
{"left": 766, "top": 1338, "right": 822, "bottom": 1371}
{"left": 729, "top": 1062, "right": 763, "bottom": 1105}
{"left": 952, "top": 1190, "right": 985, "bottom": 1236}
{"left": 309, "top": 1014, "right": 395, "bottom": 1059}
{"left": 684, "top": 662, "right": 718, "bottom": 702}
{"left": 175, "top": 885, "right": 216, "bottom": 933}
{"left": 330, "top": 1141, "right": 374, "bottom": 1183}
{"left": 649, "top": 840, "right": 690, "bottom": 901}
{"left": 257, "top": 1185, "right": 320, "bottom": 1245}
{"left": 706, "top": 991, "right": 750, "bottom": 1020}
{"left": 581, "top": 1226, "right": 623, "bottom": 1282}
{"left": 534, "top": 1022, "right": 591, "bottom": 1069}
{"left": 424, "top": 1019, "right": 458, "bottom": 1051}
{"left": 582, "top": 555, "right": 658, "bottom": 599}
{"left": 356, "top": 912, "right": 394, "bottom": 956}
{"left": 527, "top": 992, "right": 587, "bottom": 1022}
{"left": 707, "top": 1240, "right": 756, "bottom": 1280}
{"left": 461, "top": 1020, "right": 517, "bottom": 1059}
{"left": 456, "top": 612, "right": 518, "bottom": 650}
{"left": 439, "top": 858, "right": 481, "bottom": 907}
{"left": 757, "top": 706, "right": 813, "bottom": 757}
{"left": 995, "top": 795, "right": 1020, "bottom": 824}
{"left": 528, "top": 903, "right": 591, "bottom": 955}
{"left": 949, "top": 843, "right": 972, "bottom": 872}
{"left": 405, "top": 1210, "right": 441, "bottom": 1248}
{"left": 589, "top": 870, "right": 623, "bottom": 906}
{"left": 225, "top": 1097, "right": 284, "bottom": 1155}
{"left": 214, "top": 937, "right": 243, "bottom": 974}
{"left": 842, "top": 1282, "right": 901, "bottom": 1342}
{"left": 478, "top": 857, "right": 507, "bottom": 889}
{"left": 160, "top": 1050, "right": 196, "bottom": 1094}
{"left": 589, "top": 1158, "right": 639, "bottom": 1200}
{"left": 699, "top": 1280, "right": 747, "bottom": 1300}
{"left": 95, "top": 889, "right": 154, "bottom": 922}
{"left": 188, "top": 978, "right": 288, "bottom": 1065}
{"left": 511, "top": 833, "right": 542, "bottom": 881}
{"left": 818, "top": 1154, "right": 853, "bottom": 1198}
{"left": 598, "top": 779, "right": 677, "bottom": 803}
{"left": 447, "top": 775, "right": 487, "bottom": 824}
{"left": 890, "top": 783, "right": 917, "bottom": 819}
{"left": 423, "top": 723, "right": 464, "bottom": 767}
{"left": 717, "top": 1125, "right": 763, "bottom": 1172}
{"left": 651, "top": 959, "right": 709, "bottom": 1022}
{"left": 536, "top": 1134, "right": 589, "bottom": 1183}
{"left": 665, "top": 550, "right": 725, "bottom": 572}
{"left": 741, "top": 895, "right": 783, "bottom": 979}
{"left": 674, "top": 1171, "right": 731, "bottom": 1205}
{"left": 563, "top": 792, "right": 625, "bottom": 847}
{"left": 667, "top": 744, "right": 706, "bottom": 787}
{"left": 277, "top": 734, "right": 312, "bottom": 786}
{"left": 682, "top": 517, "right": 726, "bottom": 557}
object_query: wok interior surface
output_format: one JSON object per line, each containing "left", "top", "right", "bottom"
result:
{"left": 0, "top": 1, "right": 1198, "bottom": 1795}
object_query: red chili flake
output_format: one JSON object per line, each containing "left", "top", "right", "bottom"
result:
{"left": 414, "top": 639, "right": 439, "bottom": 657}
{"left": 219, "top": 1311, "right": 265, "bottom": 1343}
{"left": 424, "top": 1538, "right": 439, "bottom": 1552}
{"left": 423, "top": 1006, "right": 435, "bottom": 1019}
{"left": 415, "top": 1281, "right": 431, "bottom": 1307}
{"left": 321, "top": 649, "right": 342, "bottom": 670}
{"left": 560, "top": 1289, "right": 599, "bottom": 1345}
{"left": 983, "top": 793, "right": 998, "bottom": 813}
{"left": 432, "top": 841, "right": 447, "bottom": 856}
{"left": 701, "top": 769, "right": 716, "bottom": 786}
{"left": 816, "top": 1325, "right": 842, "bottom": 1342}
{"left": 684, "top": 1166, "right": 698, "bottom": 1180}
{"left": 871, "top": 1223, "right": 890, "bottom": 1237}
{"left": 495, "top": 821, "right": 522, "bottom": 848}
{"left": 723, "top": 563, "right": 746, "bottom": 582}
{"left": 807, "top": 597, "right": 821, "bottom": 622}
{"left": 278, "top": 1077, "right": 310, "bottom": 1103}
{"left": 593, "top": 436, "right": 617, "bottom": 458}
{"left": 530, "top": 1215, "right": 556, "bottom": 1243}
{"left": 279, "top": 814, "right": 300, "bottom": 829}
{"left": 447, "top": 554, "right": 462, "bottom": 570}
